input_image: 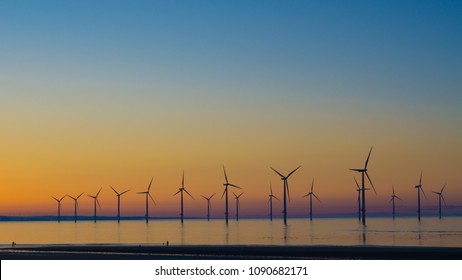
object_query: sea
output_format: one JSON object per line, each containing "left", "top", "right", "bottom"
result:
{"left": 1, "top": 217, "right": 461, "bottom": 247}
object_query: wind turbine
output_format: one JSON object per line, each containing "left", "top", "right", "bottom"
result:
{"left": 415, "top": 171, "right": 427, "bottom": 222}
{"left": 349, "top": 147, "right": 376, "bottom": 226}
{"left": 173, "top": 172, "right": 193, "bottom": 223}
{"left": 52, "top": 195, "right": 66, "bottom": 223}
{"left": 268, "top": 183, "right": 279, "bottom": 221}
{"left": 111, "top": 186, "right": 130, "bottom": 223}
{"left": 233, "top": 191, "right": 244, "bottom": 221}
{"left": 201, "top": 193, "right": 215, "bottom": 221}
{"left": 137, "top": 178, "right": 155, "bottom": 223}
{"left": 87, "top": 188, "right": 102, "bottom": 223}
{"left": 270, "top": 165, "right": 301, "bottom": 225}
{"left": 66, "top": 193, "right": 84, "bottom": 223}
{"left": 390, "top": 185, "right": 402, "bottom": 219}
{"left": 221, "top": 166, "right": 241, "bottom": 224}
{"left": 302, "top": 179, "right": 321, "bottom": 221}
{"left": 433, "top": 184, "right": 446, "bottom": 219}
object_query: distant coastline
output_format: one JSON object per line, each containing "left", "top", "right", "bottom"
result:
{"left": 1, "top": 214, "right": 461, "bottom": 222}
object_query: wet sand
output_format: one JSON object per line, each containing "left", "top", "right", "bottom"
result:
{"left": 1, "top": 244, "right": 461, "bottom": 259}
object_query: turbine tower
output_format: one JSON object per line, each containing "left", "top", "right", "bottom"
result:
{"left": 390, "top": 185, "right": 402, "bottom": 219}
{"left": 433, "top": 184, "right": 446, "bottom": 219}
{"left": 233, "top": 191, "right": 244, "bottom": 221}
{"left": 173, "top": 172, "right": 193, "bottom": 223}
{"left": 201, "top": 193, "right": 215, "bottom": 221}
{"left": 268, "top": 183, "right": 279, "bottom": 221}
{"left": 302, "top": 179, "right": 321, "bottom": 221}
{"left": 415, "top": 172, "right": 427, "bottom": 222}
{"left": 349, "top": 147, "right": 376, "bottom": 226}
{"left": 67, "top": 193, "right": 84, "bottom": 223}
{"left": 137, "top": 178, "right": 155, "bottom": 223}
{"left": 111, "top": 186, "right": 130, "bottom": 223}
{"left": 270, "top": 165, "right": 301, "bottom": 225}
{"left": 221, "top": 166, "right": 241, "bottom": 224}
{"left": 52, "top": 195, "right": 66, "bottom": 223}
{"left": 87, "top": 188, "right": 102, "bottom": 223}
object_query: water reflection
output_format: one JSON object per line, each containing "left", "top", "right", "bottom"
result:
{"left": 1, "top": 217, "right": 462, "bottom": 247}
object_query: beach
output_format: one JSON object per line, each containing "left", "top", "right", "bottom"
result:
{"left": 1, "top": 244, "right": 461, "bottom": 260}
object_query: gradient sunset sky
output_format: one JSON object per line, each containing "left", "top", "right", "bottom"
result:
{"left": 1, "top": 0, "right": 461, "bottom": 218}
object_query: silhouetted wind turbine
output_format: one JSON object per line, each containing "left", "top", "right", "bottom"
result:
{"left": 111, "top": 186, "right": 130, "bottom": 223}
{"left": 87, "top": 188, "right": 102, "bottom": 223}
{"left": 302, "top": 179, "right": 321, "bottom": 221}
{"left": 173, "top": 172, "right": 193, "bottom": 223}
{"left": 233, "top": 191, "right": 244, "bottom": 221}
{"left": 137, "top": 178, "right": 155, "bottom": 223}
{"left": 268, "top": 183, "right": 279, "bottom": 221}
{"left": 350, "top": 147, "right": 376, "bottom": 226}
{"left": 52, "top": 195, "right": 66, "bottom": 223}
{"left": 433, "top": 184, "right": 446, "bottom": 219}
{"left": 221, "top": 166, "right": 241, "bottom": 224}
{"left": 415, "top": 171, "right": 427, "bottom": 222}
{"left": 270, "top": 165, "right": 301, "bottom": 225}
{"left": 66, "top": 193, "right": 84, "bottom": 223}
{"left": 390, "top": 185, "right": 402, "bottom": 219}
{"left": 201, "top": 193, "right": 215, "bottom": 221}
{"left": 353, "top": 177, "right": 371, "bottom": 221}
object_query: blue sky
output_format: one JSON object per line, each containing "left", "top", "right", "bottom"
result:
{"left": 1, "top": 0, "right": 462, "bottom": 216}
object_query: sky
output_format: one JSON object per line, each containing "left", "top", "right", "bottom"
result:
{"left": 0, "top": 0, "right": 461, "bottom": 218}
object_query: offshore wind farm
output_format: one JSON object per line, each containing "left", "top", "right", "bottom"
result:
{"left": 1, "top": 0, "right": 462, "bottom": 259}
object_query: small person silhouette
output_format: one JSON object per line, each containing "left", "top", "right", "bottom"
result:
{"left": 166, "top": 241, "right": 169, "bottom": 246}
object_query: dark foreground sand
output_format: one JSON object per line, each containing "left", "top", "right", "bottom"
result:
{"left": 1, "top": 244, "right": 461, "bottom": 259}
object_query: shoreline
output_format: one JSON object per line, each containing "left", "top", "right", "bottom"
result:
{"left": 1, "top": 244, "right": 461, "bottom": 260}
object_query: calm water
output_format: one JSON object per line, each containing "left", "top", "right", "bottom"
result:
{"left": 1, "top": 217, "right": 461, "bottom": 247}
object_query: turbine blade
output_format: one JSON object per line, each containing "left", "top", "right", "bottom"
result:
{"left": 389, "top": 197, "right": 393, "bottom": 203}
{"left": 270, "top": 184, "right": 273, "bottom": 195}
{"left": 221, "top": 188, "right": 226, "bottom": 199}
{"left": 60, "top": 195, "right": 66, "bottom": 201}
{"left": 421, "top": 187, "right": 427, "bottom": 199}
{"left": 201, "top": 195, "right": 208, "bottom": 200}
{"left": 354, "top": 177, "right": 360, "bottom": 189}
{"left": 238, "top": 192, "right": 244, "bottom": 198}
{"left": 149, "top": 193, "right": 156, "bottom": 205}
{"left": 441, "top": 184, "right": 446, "bottom": 193}
{"left": 232, "top": 191, "right": 237, "bottom": 198}
{"left": 270, "top": 167, "right": 284, "bottom": 178}
{"left": 287, "top": 165, "right": 301, "bottom": 178}
{"left": 173, "top": 190, "right": 181, "bottom": 196}
{"left": 120, "top": 190, "right": 130, "bottom": 196}
{"left": 302, "top": 193, "right": 309, "bottom": 198}
{"left": 209, "top": 193, "right": 216, "bottom": 199}
{"left": 419, "top": 171, "right": 423, "bottom": 185}
{"left": 311, "top": 178, "right": 314, "bottom": 192}
{"left": 76, "top": 192, "right": 84, "bottom": 199}
{"left": 147, "top": 177, "right": 153, "bottom": 192}
{"left": 365, "top": 171, "right": 377, "bottom": 194}
{"left": 184, "top": 188, "right": 194, "bottom": 199}
{"left": 365, "top": 146, "right": 373, "bottom": 169}
{"left": 441, "top": 195, "right": 447, "bottom": 205}
{"left": 350, "top": 168, "right": 363, "bottom": 172}
{"left": 395, "top": 196, "right": 403, "bottom": 201}
{"left": 286, "top": 180, "right": 291, "bottom": 201}
{"left": 313, "top": 193, "right": 321, "bottom": 203}
{"left": 228, "top": 183, "right": 241, "bottom": 189}
{"left": 96, "top": 187, "right": 102, "bottom": 197}
{"left": 392, "top": 185, "right": 395, "bottom": 195}
{"left": 96, "top": 198, "right": 102, "bottom": 209}
{"left": 223, "top": 165, "right": 229, "bottom": 184}
{"left": 273, "top": 195, "right": 279, "bottom": 201}
{"left": 110, "top": 186, "right": 119, "bottom": 195}
{"left": 182, "top": 171, "right": 185, "bottom": 188}
{"left": 52, "top": 196, "right": 59, "bottom": 202}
